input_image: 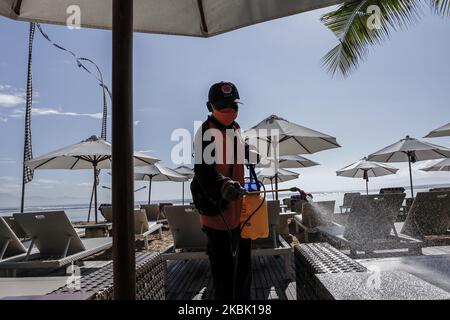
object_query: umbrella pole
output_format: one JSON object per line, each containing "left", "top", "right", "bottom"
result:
{"left": 274, "top": 146, "right": 279, "bottom": 201}
{"left": 182, "top": 181, "right": 185, "bottom": 205}
{"left": 93, "top": 164, "right": 98, "bottom": 224}
{"left": 408, "top": 155, "right": 414, "bottom": 199}
{"left": 366, "top": 179, "right": 369, "bottom": 195}
{"left": 112, "top": 0, "right": 135, "bottom": 300}
{"left": 87, "top": 184, "right": 95, "bottom": 223}
{"left": 148, "top": 177, "right": 152, "bottom": 204}
{"left": 275, "top": 173, "right": 279, "bottom": 201}
{"left": 270, "top": 178, "right": 274, "bottom": 200}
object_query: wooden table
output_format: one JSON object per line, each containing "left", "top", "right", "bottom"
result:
{"left": 74, "top": 222, "right": 112, "bottom": 238}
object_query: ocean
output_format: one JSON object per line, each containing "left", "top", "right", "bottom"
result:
{"left": 0, "top": 184, "right": 447, "bottom": 222}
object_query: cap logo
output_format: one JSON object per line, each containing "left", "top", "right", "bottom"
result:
{"left": 221, "top": 84, "right": 232, "bottom": 94}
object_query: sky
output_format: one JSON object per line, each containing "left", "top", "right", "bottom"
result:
{"left": 0, "top": 6, "right": 449, "bottom": 208}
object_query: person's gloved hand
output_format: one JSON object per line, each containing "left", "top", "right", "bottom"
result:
{"left": 222, "top": 180, "right": 243, "bottom": 201}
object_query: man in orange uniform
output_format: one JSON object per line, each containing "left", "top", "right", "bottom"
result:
{"left": 191, "top": 81, "right": 257, "bottom": 300}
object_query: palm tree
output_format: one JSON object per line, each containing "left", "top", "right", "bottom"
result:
{"left": 321, "top": 0, "right": 450, "bottom": 77}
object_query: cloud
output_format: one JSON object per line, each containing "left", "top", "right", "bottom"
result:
{"left": 0, "top": 176, "right": 18, "bottom": 182}
{"left": 0, "top": 117, "right": 7, "bottom": 123}
{"left": 33, "top": 178, "right": 62, "bottom": 185}
{"left": 76, "top": 182, "right": 92, "bottom": 187}
{"left": 0, "top": 176, "right": 20, "bottom": 193}
{"left": 11, "top": 107, "right": 103, "bottom": 119}
{"left": 0, "top": 85, "right": 39, "bottom": 109}
{"left": 0, "top": 93, "right": 25, "bottom": 108}
{"left": 134, "top": 120, "right": 141, "bottom": 126}
{"left": 0, "top": 84, "right": 12, "bottom": 90}
{"left": 0, "top": 158, "right": 17, "bottom": 164}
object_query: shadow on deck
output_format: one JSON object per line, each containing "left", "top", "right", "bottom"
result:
{"left": 166, "top": 255, "right": 296, "bottom": 300}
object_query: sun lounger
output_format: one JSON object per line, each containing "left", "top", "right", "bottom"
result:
{"left": 379, "top": 187, "right": 405, "bottom": 194}
{"left": 140, "top": 204, "right": 167, "bottom": 223}
{"left": 134, "top": 209, "right": 163, "bottom": 250}
{"left": 0, "top": 217, "right": 27, "bottom": 261}
{"left": 163, "top": 205, "right": 207, "bottom": 260}
{"left": 290, "top": 196, "right": 307, "bottom": 213}
{"left": 293, "top": 201, "right": 335, "bottom": 242}
{"left": 344, "top": 193, "right": 405, "bottom": 241}
{"left": 73, "top": 204, "right": 113, "bottom": 237}
{"left": 2, "top": 216, "right": 27, "bottom": 240}
{"left": 282, "top": 198, "right": 291, "bottom": 211}
{"left": 429, "top": 187, "right": 450, "bottom": 192}
{"left": 99, "top": 205, "right": 112, "bottom": 222}
{"left": 0, "top": 211, "right": 112, "bottom": 274}
{"left": 317, "top": 194, "right": 423, "bottom": 258}
{"left": 158, "top": 202, "right": 173, "bottom": 215}
{"left": 339, "top": 192, "right": 359, "bottom": 214}
{"left": 401, "top": 191, "right": 450, "bottom": 245}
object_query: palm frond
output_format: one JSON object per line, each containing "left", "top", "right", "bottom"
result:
{"left": 321, "top": 0, "right": 423, "bottom": 77}
{"left": 430, "top": 0, "right": 450, "bottom": 16}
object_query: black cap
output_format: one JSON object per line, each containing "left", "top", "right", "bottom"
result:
{"left": 208, "top": 82, "right": 242, "bottom": 109}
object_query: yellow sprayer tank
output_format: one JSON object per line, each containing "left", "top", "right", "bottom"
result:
{"left": 240, "top": 194, "right": 269, "bottom": 240}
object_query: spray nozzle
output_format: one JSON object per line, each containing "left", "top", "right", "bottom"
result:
{"left": 289, "top": 187, "right": 313, "bottom": 201}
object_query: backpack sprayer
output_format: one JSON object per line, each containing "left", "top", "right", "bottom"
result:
{"left": 219, "top": 164, "right": 312, "bottom": 300}
{"left": 238, "top": 164, "right": 312, "bottom": 240}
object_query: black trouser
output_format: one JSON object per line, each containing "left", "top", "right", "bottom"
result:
{"left": 203, "top": 226, "right": 252, "bottom": 300}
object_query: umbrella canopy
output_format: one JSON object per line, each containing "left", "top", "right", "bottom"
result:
{"left": 27, "top": 135, "right": 159, "bottom": 222}
{"left": 424, "top": 123, "right": 450, "bottom": 138}
{"left": 257, "top": 167, "right": 299, "bottom": 184}
{"left": 27, "top": 135, "right": 158, "bottom": 169}
{"left": 245, "top": 115, "right": 340, "bottom": 156}
{"left": 336, "top": 158, "right": 399, "bottom": 194}
{"left": 173, "top": 165, "right": 194, "bottom": 178}
{"left": 420, "top": 158, "right": 450, "bottom": 172}
{"left": 0, "top": 0, "right": 344, "bottom": 37}
{"left": 367, "top": 135, "right": 450, "bottom": 198}
{"left": 245, "top": 114, "right": 339, "bottom": 198}
{"left": 173, "top": 165, "right": 194, "bottom": 205}
{"left": 367, "top": 136, "right": 450, "bottom": 163}
{"left": 134, "top": 163, "right": 188, "bottom": 204}
{"left": 258, "top": 154, "right": 319, "bottom": 169}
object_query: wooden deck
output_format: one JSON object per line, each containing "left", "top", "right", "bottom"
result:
{"left": 165, "top": 255, "right": 296, "bottom": 300}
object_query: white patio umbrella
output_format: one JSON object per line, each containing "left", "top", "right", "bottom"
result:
{"left": 0, "top": 1, "right": 344, "bottom": 37}
{"left": 134, "top": 163, "right": 188, "bottom": 204}
{"left": 336, "top": 157, "right": 399, "bottom": 195}
{"left": 245, "top": 114, "right": 340, "bottom": 198}
{"left": 173, "top": 165, "right": 194, "bottom": 205}
{"left": 257, "top": 167, "right": 299, "bottom": 183}
{"left": 0, "top": 0, "right": 345, "bottom": 299}
{"left": 424, "top": 123, "right": 450, "bottom": 138}
{"left": 420, "top": 158, "right": 450, "bottom": 172}
{"left": 257, "top": 167, "right": 299, "bottom": 199}
{"left": 27, "top": 135, "right": 159, "bottom": 223}
{"left": 258, "top": 154, "right": 320, "bottom": 169}
{"left": 367, "top": 135, "right": 450, "bottom": 198}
